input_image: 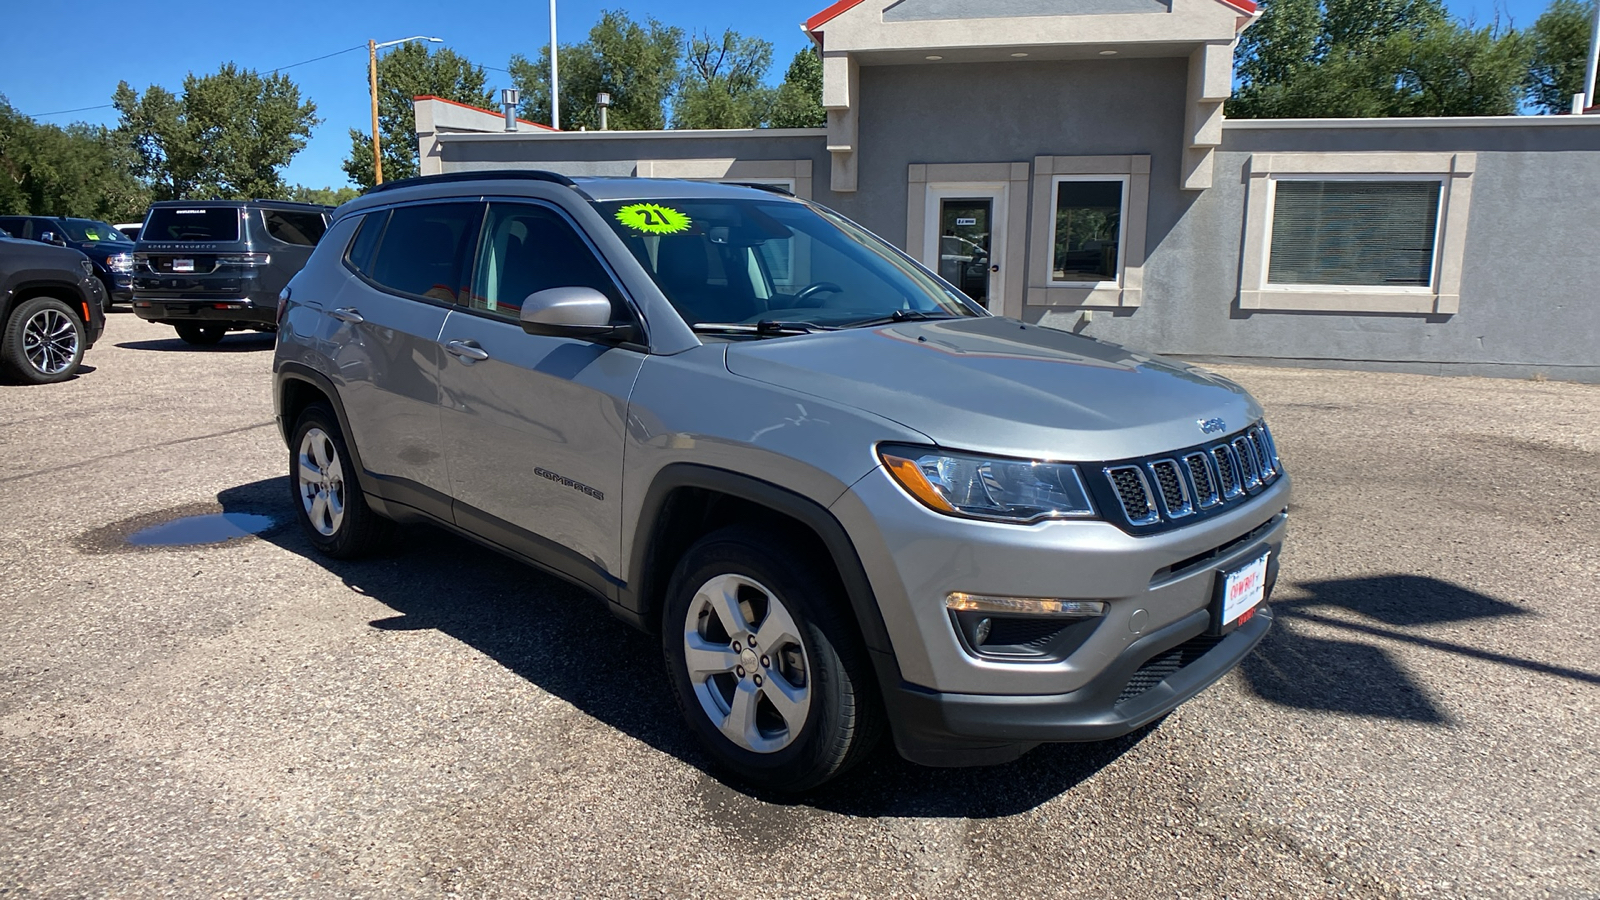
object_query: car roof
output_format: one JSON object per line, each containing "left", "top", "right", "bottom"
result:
{"left": 146, "top": 199, "right": 332, "bottom": 212}
{"left": 356, "top": 170, "right": 799, "bottom": 205}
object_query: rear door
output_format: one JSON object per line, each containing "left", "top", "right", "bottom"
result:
{"left": 329, "top": 201, "right": 483, "bottom": 519}
{"left": 436, "top": 200, "right": 646, "bottom": 581}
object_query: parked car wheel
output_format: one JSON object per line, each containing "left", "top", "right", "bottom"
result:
{"left": 175, "top": 323, "right": 227, "bottom": 346}
{"left": 662, "top": 527, "right": 881, "bottom": 791}
{"left": 2, "top": 296, "right": 85, "bottom": 384}
{"left": 289, "top": 404, "right": 394, "bottom": 558}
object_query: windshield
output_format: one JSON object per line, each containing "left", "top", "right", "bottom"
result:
{"left": 595, "top": 197, "right": 980, "bottom": 329}
{"left": 142, "top": 207, "right": 240, "bottom": 242}
{"left": 61, "top": 219, "right": 132, "bottom": 244}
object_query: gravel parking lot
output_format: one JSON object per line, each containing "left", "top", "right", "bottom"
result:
{"left": 2, "top": 312, "right": 1596, "bottom": 899}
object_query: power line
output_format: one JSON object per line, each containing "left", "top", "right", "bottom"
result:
{"left": 268, "top": 43, "right": 367, "bottom": 74}
{"left": 24, "top": 103, "right": 116, "bottom": 118}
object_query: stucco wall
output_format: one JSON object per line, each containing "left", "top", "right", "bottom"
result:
{"left": 1059, "top": 124, "right": 1600, "bottom": 380}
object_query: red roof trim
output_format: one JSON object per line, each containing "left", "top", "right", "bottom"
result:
{"left": 413, "top": 95, "right": 559, "bottom": 131}
{"left": 805, "top": 0, "right": 866, "bottom": 30}
{"left": 805, "top": 0, "right": 1257, "bottom": 30}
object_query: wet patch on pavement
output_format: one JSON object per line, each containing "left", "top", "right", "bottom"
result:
{"left": 75, "top": 500, "right": 285, "bottom": 553}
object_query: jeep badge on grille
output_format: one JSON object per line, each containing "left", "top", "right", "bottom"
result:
{"left": 1198, "top": 417, "right": 1226, "bottom": 435}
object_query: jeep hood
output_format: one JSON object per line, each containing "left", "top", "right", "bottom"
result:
{"left": 723, "top": 317, "right": 1262, "bottom": 461}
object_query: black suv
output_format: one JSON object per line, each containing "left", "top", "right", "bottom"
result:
{"left": 0, "top": 216, "right": 135, "bottom": 308}
{"left": 132, "top": 199, "right": 331, "bottom": 345}
{"left": 0, "top": 232, "right": 107, "bottom": 383}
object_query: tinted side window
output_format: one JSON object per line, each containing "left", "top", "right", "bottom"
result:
{"left": 263, "top": 210, "right": 328, "bottom": 246}
{"left": 345, "top": 211, "right": 387, "bottom": 273}
{"left": 365, "top": 203, "right": 480, "bottom": 303}
{"left": 0, "top": 218, "right": 24, "bottom": 238}
{"left": 468, "top": 202, "right": 623, "bottom": 322}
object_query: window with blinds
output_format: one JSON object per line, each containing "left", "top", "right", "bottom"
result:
{"left": 1267, "top": 180, "right": 1441, "bottom": 287}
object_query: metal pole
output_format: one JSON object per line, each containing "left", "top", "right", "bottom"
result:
{"left": 369, "top": 39, "right": 384, "bottom": 184}
{"left": 1584, "top": 0, "right": 1600, "bottom": 111}
{"left": 549, "top": 0, "right": 560, "bottom": 129}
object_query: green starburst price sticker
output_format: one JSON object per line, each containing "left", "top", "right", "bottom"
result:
{"left": 615, "top": 203, "right": 691, "bottom": 235}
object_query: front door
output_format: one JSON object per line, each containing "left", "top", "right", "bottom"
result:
{"left": 923, "top": 184, "right": 1007, "bottom": 310}
{"left": 436, "top": 200, "right": 646, "bottom": 583}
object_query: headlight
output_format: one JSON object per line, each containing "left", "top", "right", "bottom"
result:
{"left": 879, "top": 445, "right": 1097, "bottom": 523}
{"left": 79, "top": 260, "right": 94, "bottom": 278}
{"left": 105, "top": 252, "right": 134, "bottom": 274}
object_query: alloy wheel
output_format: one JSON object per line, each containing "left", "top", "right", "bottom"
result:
{"left": 22, "top": 308, "right": 78, "bottom": 376}
{"left": 682, "top": 573, "right": 812, "bottom": 754}
{"left": 296, "top": 427, "right": 346, "bottom": 536}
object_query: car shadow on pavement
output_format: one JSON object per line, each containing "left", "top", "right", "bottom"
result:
{"left": 213, "top": 477, "right": 1148, "bottom": 817}
{"left": 1241, "top": 573, "right": 1595, "bottom": 724}
{"left": 116, "top": 334, "right": 276, "bottom": 352}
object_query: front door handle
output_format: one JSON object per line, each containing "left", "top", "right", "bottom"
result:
{"left": 329, "top": 307, "right": 364, "bottom": 324}
{"left": 990, "top": 264, "right": 1000, "bottom": 273}
{"left": 444, "top": 339, "right": 490, "bottom": 362}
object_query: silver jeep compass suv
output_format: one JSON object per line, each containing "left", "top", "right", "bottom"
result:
{"left": 272, "top": 172, "right": 1290, "bottom": 790}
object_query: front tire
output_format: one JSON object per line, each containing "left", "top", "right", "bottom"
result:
{"left": 175, "top": 323, "right": 226, "bottom": 345}
{"left": 289, "top": 404, "right": 394, "bottom": 558}
{"left": 1, "top": 297, "right": 85, "bottom": 385}
{"left": 662, "top": 527, "right": 881, "bottom": 791}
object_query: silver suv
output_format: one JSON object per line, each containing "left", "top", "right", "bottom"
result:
{"left": 272, "top": 172, "right": 1290, "bottom": 790}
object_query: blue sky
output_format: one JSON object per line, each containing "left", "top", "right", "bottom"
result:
{"left": 0, "top": 0, "right": 1561, "bottom": 190}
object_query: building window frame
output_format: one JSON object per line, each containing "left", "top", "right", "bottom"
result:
{"left": 1027, "top": 155, "right": 1150, "bottom": 308}
{"left": 1046, "top": 174, "right": 1131, "bottom": 289}
{"left": 1241, "top": 152, "right": 1475, "bottom": 315}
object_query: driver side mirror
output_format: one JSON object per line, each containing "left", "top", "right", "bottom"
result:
{"left": 519, "top": 286, "right": 639, "bottom": 344}
{"left": 40, "top": 231, "right": 65, "bottom": 246}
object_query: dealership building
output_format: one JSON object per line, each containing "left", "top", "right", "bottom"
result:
{"left": 413, "top": 0, "right": 1600, "bottom": 381}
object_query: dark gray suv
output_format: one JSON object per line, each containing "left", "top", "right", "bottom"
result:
{"left": 133, "top": 199, "right": 330, "bottom": 345}
{"left": 273, "top": 171, "right": 1290, "bottom": 790}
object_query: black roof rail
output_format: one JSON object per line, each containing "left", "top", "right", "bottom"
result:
{"left": 726, "top": 181, "right": 795, "bottom": 197}
{"left": 364, "top": 170, "right": 579, "bottom": 195}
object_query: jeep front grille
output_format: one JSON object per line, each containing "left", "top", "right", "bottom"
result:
{"left": 1097, "top": 421, "right": 1283, "bottom": 533}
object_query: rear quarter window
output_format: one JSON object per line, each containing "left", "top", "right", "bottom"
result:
{"left": 143, "top": 208, "right": 241, "bottom": 242}
{"left": 263, "top": 210, "right": 328, "bottom": 246}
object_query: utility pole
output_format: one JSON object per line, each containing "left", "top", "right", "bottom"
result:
{"left": 549, "top": 0, "right": 560, "bottom": 130}
{"left": 369, "top": 40, "right": 384, "bottom": 184}
{"left": 1585, "top": 0, "right": 1600, "bottom": 112}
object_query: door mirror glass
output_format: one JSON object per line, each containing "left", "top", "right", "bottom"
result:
{"left": 40, "top": 231, "right": 65, "bottom": 246}
{"left": 519, "top": 286, "right": 633, "bottom": 341}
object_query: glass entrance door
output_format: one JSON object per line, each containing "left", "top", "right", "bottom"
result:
{"left": 937, "top": 198, "right": 994, "bottom": 308}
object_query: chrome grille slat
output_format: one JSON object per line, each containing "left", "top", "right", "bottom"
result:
{"left": 1104, "top": 466, "right": 1160, "bottom": 526}
{"left": 1231, "top": 437, "right": 1262, "bottom": 490}
{"left": 1183, "top": 452, "right": 1221, "bottom": 509}
{"left": 1212, "top": 445, "right": 1242, "bottom": 499}
{"left": 1248, "top": 427, "right": 1276, "bottom": 481}
{"left": 1147, "top": 459, "right": 1193, "bottom": 518}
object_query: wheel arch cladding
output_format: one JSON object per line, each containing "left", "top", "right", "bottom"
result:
{"left": 623, "top": 464, "right": 896, "bottom": 661}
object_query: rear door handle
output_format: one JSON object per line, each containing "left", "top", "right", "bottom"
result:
{"left": 329, "top": 307, "right": 364, "bottom": 324}
{"left": 444, "top": 339, "right": 490, "bottom": 362}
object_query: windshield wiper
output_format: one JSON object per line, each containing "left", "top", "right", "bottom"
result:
{"left": 691, "top": 320, "right": 838, "bottom": 336}
{"left": 841, "top": 309, "right": 963, "bottom": 328}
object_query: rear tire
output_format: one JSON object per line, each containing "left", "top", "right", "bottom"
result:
{"left": 289, "top": 403, "right": 395, "bottom": 558}
{"left": 1, "top": 296, "right": 85, "bottom": 385}
{"left": 175, "top": 323, "right": 226, "bottom": 345}
{"left": 662, "top": 526, "right": 882, "bottom": 791}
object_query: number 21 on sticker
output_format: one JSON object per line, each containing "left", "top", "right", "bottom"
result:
{"left": 616, "top": 203, "right": 691, "bottom": 235}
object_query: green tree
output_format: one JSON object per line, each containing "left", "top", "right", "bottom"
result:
{"left": 1229, "top": 0, "right": 1529, "bottom": 118}
{"left": 286, "top": 185, "right": 361, "bottom": 206}
{"left": 343, "top": 44, "right": 492, "bottom": 189}
{"left": 0, "top": 97, "right": 150, "bottom": 221}
{"left": 510, "top": 10, "right": 683, "bottom": 130}
{"left": 769, "top": 46, "right": 825, "bottom": 128}
{"left": 115, "top": 65, "right": 318, "bottom": 200}
{"left": 1525, "top": 0, "right": 1597, "bottom": 112}
{"left": 672, "top": 30, "right": 776, "bottom": 129}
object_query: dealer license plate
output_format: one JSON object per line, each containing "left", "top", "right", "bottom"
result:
{"left": 1215, "top": 551, "right": 1269, "bottom": 633}
{"left": 173, "top": 259, "right": 194, "bottom": 273}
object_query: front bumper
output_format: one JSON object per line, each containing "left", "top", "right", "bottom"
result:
{"left": 132, "top": 298, "right": 275, "bottom": 328}
{"left": 878, "top": 601, "right": 1272, "bottom": 765}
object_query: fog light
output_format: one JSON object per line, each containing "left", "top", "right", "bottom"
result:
{"left": 972, "top": 617, "right": 992, "bottom": 646}
{"left": 946, "top": 592, "right": 1107, "bottom": 618}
